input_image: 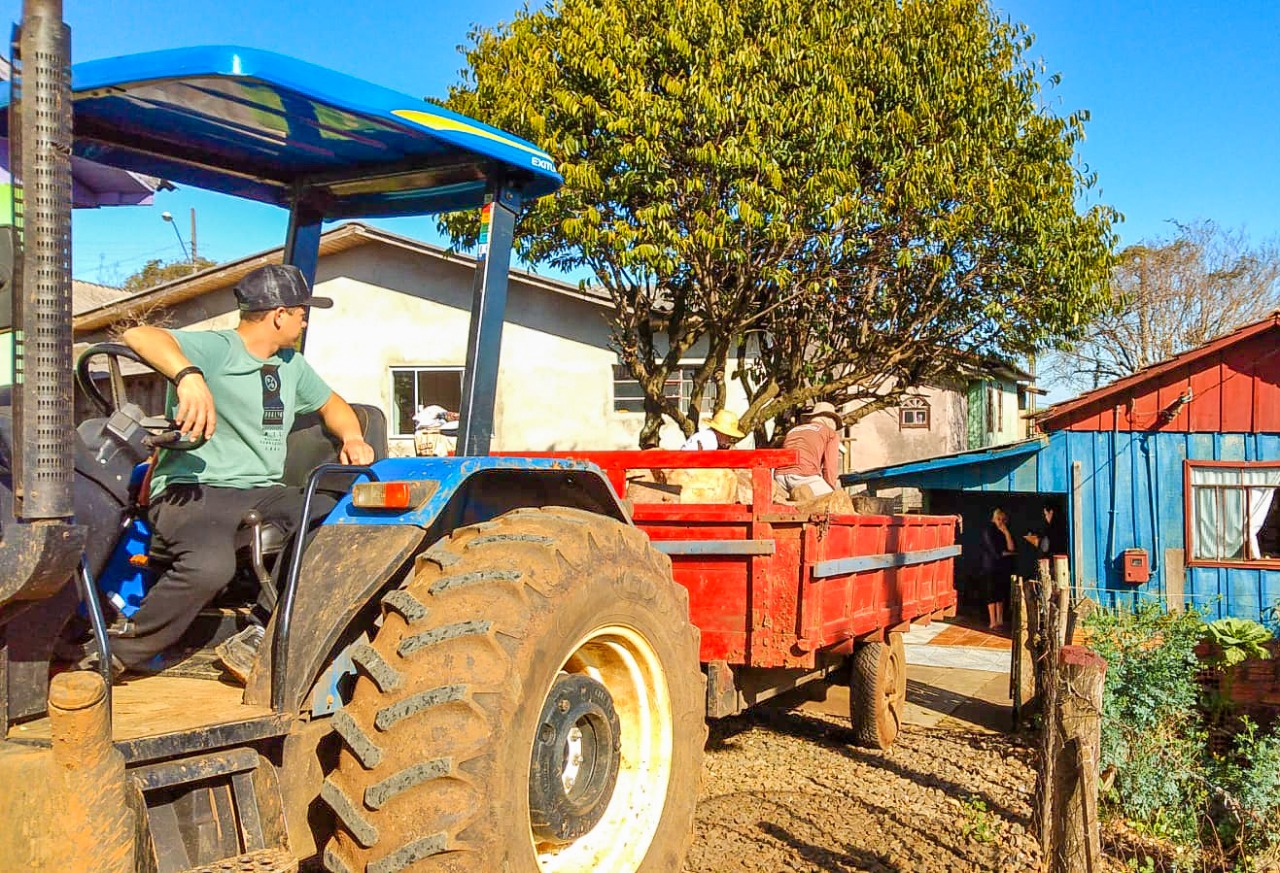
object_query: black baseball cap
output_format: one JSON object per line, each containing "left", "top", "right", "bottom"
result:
{"left": 234, "top": 264, "right": 333, "bottom": 311}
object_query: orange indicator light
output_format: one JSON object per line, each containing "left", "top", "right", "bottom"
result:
{"left": 352, "top": 480, "right": 438, "bottom": 511}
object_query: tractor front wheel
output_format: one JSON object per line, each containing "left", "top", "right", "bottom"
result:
{"left": 322, "top": 507, "right": 705, "bottom": 873}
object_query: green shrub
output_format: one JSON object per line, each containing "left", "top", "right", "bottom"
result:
{"left": 1084, "top": 603, "right": 1280, "bottom": 870}
{"left": 1206, "top": 718, "right": 1280, "bottom": 869}
{"left": 1087, "top": 602, "right": 1207, "bottom": 847}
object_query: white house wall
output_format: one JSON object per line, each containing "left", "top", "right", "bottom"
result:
{"left": 846, "top": 385, "right": 969, "bottom": 473}
{"left": 77, "top": 239, "right": 755, "bottom": 452}
{"left": 284, "top": 245, "right": 750, "bottom": 453}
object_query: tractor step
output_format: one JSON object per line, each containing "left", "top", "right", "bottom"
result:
{"left": 180, "top": 848, "right": 297, "bottom": 873}
{"left": 190, "top": 604, "right": 256, "bottom": 644}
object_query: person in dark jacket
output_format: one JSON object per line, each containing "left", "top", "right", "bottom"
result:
{"left": 979, "top": 508, "right": 1017, "bottom": 629}
{"left": 1024, "top": 503, "right": 1066, "bottom": 559}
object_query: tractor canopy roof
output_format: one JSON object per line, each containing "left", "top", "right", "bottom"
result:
{"left": 0, "top": 45, "right": 562, "bottom": 218}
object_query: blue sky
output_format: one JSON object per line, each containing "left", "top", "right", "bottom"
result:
{"left": 7, "top": 0, "right": 1279, "bottom": 285}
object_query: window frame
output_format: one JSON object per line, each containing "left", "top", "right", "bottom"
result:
{"left": 899, "top": 396, "right": 931, "bottom": 430}
{"left": 611, "top": 362, "right": 717, "bottom": 416}
{"left": 1183, "top": 460, "right": 1280, "bottom": 568}
{"left": 389, "top": 365, "right": 464, "bottom": 437}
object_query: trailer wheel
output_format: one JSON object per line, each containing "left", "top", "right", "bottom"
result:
{"left": 322, "top": 507, "right": 705, "bottom": 873}
{"left": 849, "top": 632, "right": 907, "bottom": 749}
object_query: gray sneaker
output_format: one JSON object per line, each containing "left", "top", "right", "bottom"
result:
{"left": 214, "top": 624, "right": 265, "bottom": 685}
{"left": 75, "top": 649, "right": 127, "bottom": 683}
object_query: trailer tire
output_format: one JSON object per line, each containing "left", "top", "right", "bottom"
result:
{"left": 322, "top": 507, "right": 705, "bottom": 873}
{"left": 849, "top": 632, "right": 907, "bottom": 750}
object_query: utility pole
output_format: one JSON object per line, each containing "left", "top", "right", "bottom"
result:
{"left": 161, "top": 210, "right": 197, "bottom": 273}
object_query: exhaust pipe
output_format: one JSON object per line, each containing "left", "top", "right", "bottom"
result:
{"left": 12, "top": 0, "right": 74, "bottom": 521}
{"left": 0, "top": 0, "right": 85, "bottom": 624}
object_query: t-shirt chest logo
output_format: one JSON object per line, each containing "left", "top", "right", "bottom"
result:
{"left": 261, "top": 364, "right": 284, "bottom": 429}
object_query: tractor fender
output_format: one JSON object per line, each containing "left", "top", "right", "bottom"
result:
{"left": 245, "top": 457, "right": 629, "bottom": 712}
{"left": 323, "top": 455, "right": 629, "bottom": 531}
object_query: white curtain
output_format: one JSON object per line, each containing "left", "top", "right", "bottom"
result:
{"left": 1192, "top": 468, "right": 1244, "bottom": 560}
{"left": 1244, "top": 468, "right": 1280, "bottom": 558}
{"left": 1190, "top": 467, "right": 1280, "bottom": 560}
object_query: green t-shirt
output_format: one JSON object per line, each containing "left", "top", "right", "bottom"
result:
{"left": 149, "top": 329, "right": 333, "bottom": 498}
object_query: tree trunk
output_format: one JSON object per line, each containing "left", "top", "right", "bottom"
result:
{"left": 639, "top": 394, "right": 665, "bottom": 448}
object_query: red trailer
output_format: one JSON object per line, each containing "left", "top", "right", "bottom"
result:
{"left": 518, "top": 449, "right": 959, "bottom": 749}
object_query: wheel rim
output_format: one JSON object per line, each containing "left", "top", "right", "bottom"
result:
{"left": 882, "top": 644, "right": 903, "bottom": 737}
{"left": 531, "top": 624, "right": 673, "bottom": 872}
{"left": 529, "top": 673, "right": 622, "bottom": 844}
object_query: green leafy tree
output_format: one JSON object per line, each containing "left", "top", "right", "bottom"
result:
{"left": 121, "top": 257, "right": 216, "bottom": 294}
{"left": 444, "top": 0, "right": 1117, "bottom": 446}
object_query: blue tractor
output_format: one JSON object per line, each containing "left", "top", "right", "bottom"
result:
{"left": 0, "top": 2, "right": 704, "bottom": 871}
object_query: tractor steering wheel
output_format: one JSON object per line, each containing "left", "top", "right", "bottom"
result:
{"left": 75, "top": 342, "right": 206, "bottom": 451}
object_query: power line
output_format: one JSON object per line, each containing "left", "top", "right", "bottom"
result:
{"left": 77, "top": 243, "right": 186, "bottom": 278}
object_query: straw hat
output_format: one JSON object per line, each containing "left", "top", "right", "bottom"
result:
{"left": 805, "top": 401, "right": 843, "bottom": 430}
{"left": 706, "top": 409, "right": 745, "bottom": 439}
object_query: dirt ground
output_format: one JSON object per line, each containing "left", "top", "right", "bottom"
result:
{"left": 687, "top": 705, "right": 1043, "bottom": 873}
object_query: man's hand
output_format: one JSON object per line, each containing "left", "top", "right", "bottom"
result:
{"left": 174, "top": 374, "right": 217, "bottom": 440}
{"left": 121, "top": 325, "right": 216, "bottom": 440}
{"left": 340, "top": 438, "right": 376, "bottom": 466}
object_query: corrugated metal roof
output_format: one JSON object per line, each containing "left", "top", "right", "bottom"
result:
{"left": 72, "top": 280, "right": 129, "bottom": 315}
{"left": 840, "top": 436, "right": 1048, "bottom": 487}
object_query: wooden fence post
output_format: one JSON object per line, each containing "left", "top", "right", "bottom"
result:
{"left": 1034, "top": 558, "right": 1059, "bottom": 852}
{"left": 1053, "top": 555, "right": 1071, "bottom": 645}
{"left": 1011, "top": 575, "right": 1022, "bottom": 726}
{"left": 1011, "top": 576, "right": 1037, "bottom": 729}
{"left": 1048, "top": 646, "right": 1106, "bottom": 873}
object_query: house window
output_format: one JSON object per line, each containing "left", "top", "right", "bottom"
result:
{"left": 900, "top": 396, "right": 930, "bottom": 430}
{"left": 391, "top": 367, "right": 463, "bottom": 436}
{"left": 612, "top": 363, "right": 716, "bottom": 415}
{"left": 1188, "top": 463, "right": 1280, "bottom": 562}
{"left": 985, "top": 383, "right": 1005, "bottom": 434}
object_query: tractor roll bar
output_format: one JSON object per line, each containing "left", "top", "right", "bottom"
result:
{"left": 271, "top": 463, "right": 378, "bottom": 712}
{"left": 455, "top": 184, "right": 521, "bottom": 458}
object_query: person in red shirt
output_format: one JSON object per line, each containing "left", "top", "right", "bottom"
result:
{"left": 774, "top": 401, "right": 843, "bottom": 499}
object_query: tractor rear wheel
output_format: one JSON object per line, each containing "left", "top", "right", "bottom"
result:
{"left": 321, "top": 507, "right": 705, "bottom": 873}
{"left": 849, "top": 632, "right": 907, "bottom": 749}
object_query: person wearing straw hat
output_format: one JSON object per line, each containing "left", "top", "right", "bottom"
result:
{"left": 774, "top": 401, "right": 844, "bottom": 499}
{"left": 680, "top": 408, "right": 746, "bottom": 450}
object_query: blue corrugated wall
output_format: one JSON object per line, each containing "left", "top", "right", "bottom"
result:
{"left": 904, "top": 431, "right": 1280, "bottom": 622}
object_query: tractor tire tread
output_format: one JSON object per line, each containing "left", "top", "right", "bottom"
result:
{"left": 349, "top": 644, "right": 403, "bottom": 693}
{"left": 322, "top": 507, "right": 703, "bottom": 873}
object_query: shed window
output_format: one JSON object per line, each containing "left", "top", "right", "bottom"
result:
{"left": 900, "top": 396, "right": 930, "bottom": 430}
{"left": 391, "top": 367, "right": 463, "bottom": 436}
{"left": 1189, "top": 464, "right": 1280, "bottom": 562}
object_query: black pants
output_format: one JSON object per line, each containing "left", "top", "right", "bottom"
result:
{"left": 111, "top": 484, "right": 336, "bottom": 670}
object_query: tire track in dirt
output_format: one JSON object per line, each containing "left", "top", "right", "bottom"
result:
{"left": 687, "top": 708, "right": 1042, "bottom": 873}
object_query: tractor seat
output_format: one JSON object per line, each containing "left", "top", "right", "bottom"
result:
{"left": 234, "top": 403, "right": 388, "bottom": 558}
{"left": 281, "top": 403, "right": 388, "bottom": 489}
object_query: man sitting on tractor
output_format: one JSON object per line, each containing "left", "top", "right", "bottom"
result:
{"left": 108, "top": 264, "right": 375, "bottom": 683}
